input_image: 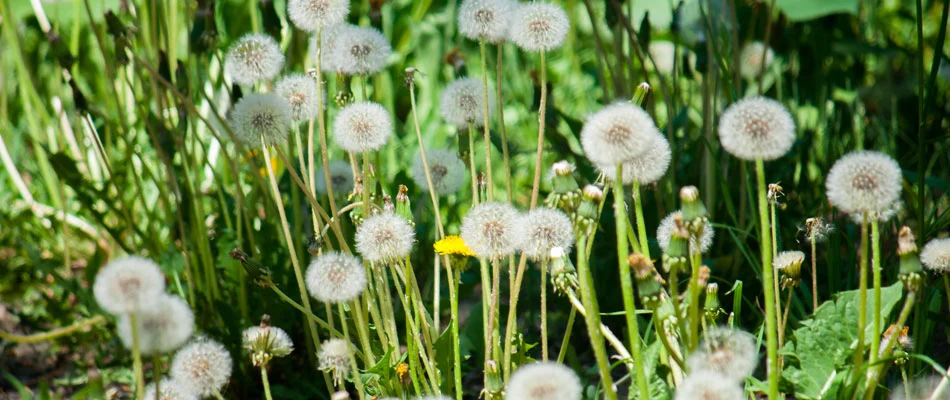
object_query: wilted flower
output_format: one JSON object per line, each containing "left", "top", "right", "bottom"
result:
{"left": 332, "top": 101, "right": 393, "bottom": 153}
{"left": 687, "top": 327, "right": 758, "bottom": 383}
{"left": 804, "top": 217, "right": 835, "bottom": 243}
{"left": 288, "top": 0, "right": 350, "bottom": 32}
{"left": 275, "top": 74, "right": 319, "bottom": 121}
{"left": 598, "top": 132, "right": 671, "bottom": 185}
{"left": 580, "top": 102, "right": 660, "bottom": 166}
{"left": 170, "top": 339, "right": 233, "bottom": 397}
{"left": 440, "top": 78, "right": 493, "bottom": 128}
{"left": 356, "top": 212, "right": 416, "bottom": 264}
{"left": 324, "top": 24, "right": 391, "bottom": 75}
{"left": 739, "top": 41, "right": 775, "bottom": 80}
{"left": 458, "top": 0, "right": 514, "bottom": 43}
{"left": 144, "top": 379, "right": 198, "bottom": 400}
{"left": 412, "top": 149, "right": 467, "bottom": 195}
{"left": 318, "top": 338, "right": 352, "bottom": 385}
{"left": 224, "top": 33, "right": 284, "bottom": 85}
{"left": 118, "top": 294, "right": 195, "bottom": 355}
{"left": 921, "top": 238, "right": 950, "bottom": 273}
{"left": 230, "top": 93, "right": 293, "bottom": 146}
{"left": 717, "top": 96, "right": 796, "bottom": 161}
{"left": 674, "top": 371, "right": 745, "bottom": 400}
{"left": 306, "top": 251, "right": 367, "bottom": 303}
{"left": 93, "top": 256, "right": 166, "bottom": 315}
{"left": 243, "top": 324, "right": 294, "bottom": 366}
{"left": 825, "top": 151, "right": 902, "bottom": 216}
{"left": 505, "top": 362, "right": 582, "bottom": 400}
{"left": 508, "top": 2, "right": 570, "bottom": 52}
{"left": 657, "top": 210, "right": 714, "bottom": 254}
{"left": 460, "top": 201, "right": 519, "bottom": 260}
{"left": 316, "top": 160, "right": 354, "bottom": 195}
{"left": 514, "top": 208, "right": 575, "bottom": 261}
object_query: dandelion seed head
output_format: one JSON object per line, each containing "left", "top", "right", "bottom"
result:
{"left": 460, "top": 201, "right": 519, "bottom": 260}
{"left": 508, "top": 3, "right": 570, "bottom": 52}
{"left": 356, "top": 213, "right": 415, "bottom": 264}
{"left": 118, "top": 294, "right": 195, "bottom": 355}
{"left": 306, "top": 251, "right": 367, "bottom": 303}
{"left": 774, "top": 250, "right": 805, "bottom": 272}
{"left": 599, "top": 132, "right": 671, "bottom": 185}
{"left": 288, "top": 0, "right": 350, "bottom": 31}
{"left": 224, "top": 34, "right": 284, "bottom": 85}
{"left": 825, "top": 151, "right": 902, "bottom": 216}
{"left": 686, "top": 327, "right": 758, "bottom": 383}
{"left": 230, "top": 94, "right": 293, "bottom": 146}
{"left": 93, "top": 256, "right": 166, "bottom": 315}
{"left": 243, "top": 325, "right": 294, "bottom": 360}
{"left": 514, "top": 208, "right": 575, "bottom": 261}
{"left": 459, "top": 0, "right": 514, "bottom": 43}
{"left": 581, "top": 102, "right": 660, "bottom": 166}
{"left": 412, "top": 149, "right": 467, "bottom": 195}
{"left": 921, "top": 238, "right": 950, "bottom": 273}
{"left": 739, "top": 41, "right": 775, "bottom": 80}
{"left": 325, "top": 25, "right": 391, "bottom": 75}
{"left": 144, "top": 379, "right": 198, "bottom": 400}
{"left": 674, "top": 371, "right": 745, "bottom": 400}
{"left": 318, "top": 338, "right": 352, "bottom": 385}
{"left": 658, "top": 211, "right": 714, "bottom": 253}
{"left": 332, "top": 101, "right": 392, "bottom": 153}
{"left": 506, "top": 362, "right": 582, "bottom": 400}
{"left": 718, "top": 96, "right": 796, "bottom": 161}
{"left": 170, "top": 339, "right": 232, "bottom": 397}
{"left": 440, "top": 78, "right": 493, "bottom": 128}
{"left": 316, "top": 160, "right": 355, "bottom": 195}
{"left": 275, "top": 74, "right": 319, "bottom": 121}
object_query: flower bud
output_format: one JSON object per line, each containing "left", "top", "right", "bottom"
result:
{"left": 551, "top": 160, "right": 580, "bottom": 194}
{"left": 661, "top": 215, "right": 690, "bottom": 272}
{"left": 629, "top": 253, "right": 662, "bottom": 303}
{"left": 395, "top": 185, "right": 413, "bottom": 224}
{"left": 704, "top": 283, "right": 721, "bottom": 319}
{"left": 898, "top": 226, "right": 924, "bottom": 292}
{"left": 633, "top": 82, "right": 651, "bottom": 106}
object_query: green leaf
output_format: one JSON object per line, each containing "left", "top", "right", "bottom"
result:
{"left": 775, "top": 0, "right": 858, "bottom": 22}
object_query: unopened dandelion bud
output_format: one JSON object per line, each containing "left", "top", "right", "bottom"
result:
{"left": 898, "top": 227, "right": 925, "bottom": 292}
{"left": 630, "top": 253, "right": 662, "bottom": 302}
{"left": 661, "top": 215, "right": 690, "bottom": 272}
{"left": 697, "top": 265, "right": 711, "bottom": 287}
{"left": 582, "top": 184, "right": 603, "bottom": 202}
{"left": 704, "top": 283, "right": 721, "bottom": 318}
{"left": 395, "top": 185, "right": 413, "bottom": 223}
{"left": 486, "top": 360, "right": 504, "bottom": 395}
{"left": 679, "top": 185, "right": 708, "bottom": 235}
{"left": 897, "top": 226, "right": 918, "bottom": 256}
{"left": 551, "top": 160, "right": 580, "bottom": 194}
{"left": 633, "top": 82, "right": 651, "bottom": 106}
{"left": 655, "top": 295, "right": 677, "bottom": 323}
{"left": 549, "top": 246, "right": 578, "bottom": 294}
{"left": 879, "top": 324, "right": 913, "bottom": 362}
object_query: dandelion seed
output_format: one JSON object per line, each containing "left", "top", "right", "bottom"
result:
{"left": 921, "top": 238, "right": 950, "bottom": 273}
{"left": 288, "top": 0, "right": 350, "bottom": 32}
{"left": 93, "top": 255, "right": 166, "bottom": 315}
{"left": 412, "top": 149, "right": 467, "bottom": 195}
{"left": 598, "top": 132, "right": 671, "bottom": 185}
{"left": 224, "top": 33, "right": 284, "bottom": 85}
{"left": 306, "top": 251, "right": 367, "bottom": 303}
{"left": 243, "top": 324, "right": 294, "bottom": 367}
{"left": 674, "top": 371, "right": 745, "bottom": 400}
{"left": 275, "top": 74, "right": 319, "bottom": 121}
{"left": 508, "top": 2, "right": 570, "bottom": 52}
{"left": 230, "top": 93, "right": 293, "bottom": 146}
{"left": 506, "top": 362, "right": 582, "bottom": 400}
{"left": 514, "top": 208, "right": 575, "bottom": 261}
{"left": 144, "top": 379, "right": 198, "bottom": 400}
{"left": 581, "top": 102, "right": 660, "bottom": 166}
{"left": 118, "top": 294, "right": 195, "bottom": 355}
{"left": 318, "top": 338, "right": 352, "bottom": 385}
{"left": 657, "top": 211, "right": 714, "bottom": 254}
{"left": 825, "top": 151, "right": 902, "bottom": 216}
{"left": 332, "top": 101, "right": 393, "bottom": 153}
{"left": 324, "top": 24, "right": 391, "bottom": 75}
{"left": 718, "top": 96, "right": 796, "bottom": 161}
{"left": 460, "top": 201, "right": 519, "bottom": 260}
{"left": 458, "top": 0, "right": 514, "bottom": 43}
{"left": 686, "top": 327, "right": 758, "bottom": 383}
{"left": 356, "top": 212, "right": 415, "bottom": 264}
{"left": 316, "top": 160, "right": 354, "bottom": 195}
{"left": 440, "top": 78, "right": 493, "bottom": 128}
{"left": 739, "top": 41, "right": 775, "bottom": 80}
{"left": 170, "top": 339, "right": 233, "bottom": 397}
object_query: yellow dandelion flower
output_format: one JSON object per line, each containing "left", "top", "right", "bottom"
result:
{"left": 434, "top": 236, "right": 475, "bottom": 257}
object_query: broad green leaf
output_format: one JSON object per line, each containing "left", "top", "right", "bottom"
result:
{"left": 775, "top": 0, "right": 859, "bottom": 21}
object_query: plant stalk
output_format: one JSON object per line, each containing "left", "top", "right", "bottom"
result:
{"left": 756, "top": 159, "right": 779, "bottom": 399}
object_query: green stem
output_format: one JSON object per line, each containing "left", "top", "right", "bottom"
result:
{"left": 632, "top": 182, "right": 651, "bottom": 260}
{"left": 153, "top": 354, "right": 162, "bottom": 400}
{"left": 688, "top": 248, "right": 703, "bottom": 350}
{"left": 756, "top": 159, "right": 779, "bottom": 399}
{"left": 575, "top": 234, "right": 618, "bottom": 400}
{"left": 862, "top": 291, "right": 917, "bottom": 400}
{"left": 339, "top": 303, "right": 367, "bottom": 400}
{"left": 556, "top": 307, "right": 577, "bottom": 363}
{"left": 0, "top": 315, "right": 105, "bottom": 343}
{"left": 260, "top": 366, "right": 273, "bottom": 400}
{"left": 478, "top": 257, "right": 493, "bottom": 387}
{"left": 870, "top": 219, "right": 882, "bottom": 364}
{"left": 466, "top": 122, "right": 480, "bottom": 205}
{"left": 540, "top": 259, "right": 549, "bottom": 361}
{"left": 771, "top": 198, "right": 783, "bottom": 351}
{"left": 528, "top": 50, "right": 548, "bottom": 209}
{"left": 811, "top": 235, "right": 819, "bottom": 311}
{"left": 495, "top": 45, "right": 513, "bottom": 203}
{"left": 855, "top": 215, "right": 869, "bottom": 375}
{"left": 479, "top": 40, "right": 494, "bottom": 201}
{"left": 448, "top": 264, "right": 463, "bottom": 400}
{"left": 130, "top": 313, "right": 146, "bottom": 400}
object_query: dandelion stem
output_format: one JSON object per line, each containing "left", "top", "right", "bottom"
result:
{"left": 770, "top": 195, "right": 784, "bottom": 355}
{"left": 153, "top": 354, "right": 162, "bottom": 400}
{"left": 688, "top": 247, "right": 703, "bottom": 350}
{"left": 495, "top": 45, "right": 513, "bottom": 203}
{"left": 260, "top": 366, "right": 274, "bottom": 400}
{"left": 862, "top": 291, "right": 917, "bottom": 400}
{"left": 266, "top": 283, "right": 345, "bottom": 338}
{"left": 465, "top": 122, "right": 480, "bottom": 205}
{"left": 575, "top": 233, "right": 619, "bottom": 400}
{"left": 0, "top": 315, "right": 105, "bottom": 343}
{"left": 632, "top": 182, "right": 651, "bottom": 260}
{"left": 811, "top": 233, "right": 819, "bottom": 310}
{"left": 870, "top": 219, "right": 883, "bottom": 364}
{"left": 855, "top": 214, "right": 869, "bottom": 375}
{"left": 540, "top": 259, "right": 549, "bottom": 361}
{"left": 478, "top": 257, "right": 493, "bottom": 387}
{"left": 406, "top": 69, "right": 446, "bottom": 238}
{"left": 130, "top": 312, "right": 146, "bottom": 400}
{"left": 339, "top": 302, "right": 367, "bottom": 400}
{"left": 273, "top": 146, "right": 350, "bottom": 253}
{"left": 214, "top": 391, "right": 226, "bottom": 400}
{"left": 755, "top": 159, "right": 779, "bottom": 399}
{"left": 479, "top": 40, "right": 494, "bottom": 201}
{"left": 528, "top": 50, "right": 547, "bottom": 209}
{"left": 556, "top": 307, "right": 576, "bottom": 363}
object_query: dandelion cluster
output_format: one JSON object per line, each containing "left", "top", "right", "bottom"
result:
{"left": 306, "top": 251, "right": 367, "bottom": 303}
{"left": 356, "top": 212, "right": 416, "bottom": 264}
{"left": 412, "top": 149, "right": 467, "bottom": 195}
{"left": 825, "top": 151, "right": 902, "bottom": 215}
{"left": 460, "top": 201, "right": 519, "bottom": 260}
{"left": 230, "top": 93, "right": 293, "bottom": 146}
{"left": 332, "top": 101, "right": 393, "bottom": 153}
{"left": 718, "top": 96, "right": 796, "bottom": 161}
{"left": 580, "top": 102, "right": 660, "bottom": 166}
{"left": 505, "top": 362, "right": 582, "bottom": 400}
{"left": 440, "top": 78, "right": 493, "bottom": 128}
{"left": 224, "top": 34, "right": 284, "bottom": 84}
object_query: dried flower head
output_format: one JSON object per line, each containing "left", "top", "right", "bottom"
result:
{"left": 332, "top": 101, "right": 393, "bottom": 153}
{"left": 581, "top": 102, "right": 660, "bottom": 166}
{"left": 657, "top": 210, "right": 714, "bottom": 254}
{"left": 804, "top": 217, "right": 835, "bottom": 243}
{"left": 774, "top": 250, "right": 805, "bottom": 278}
{"left": 514, "top": 208, "right": 575, "bottom": 261}
{"left": 118, "top": 294, "right": 195, "bottom": 355}
{"left": 458, "top": 0, "right": 514, "bottom": 43}
{"left": 718, "top": 96, "right": 796, "bottom": 161}
{"left": 230, "top": 93, "right": 293, "bottom": 146}
{"left": 170, "top": 339, "right": 233, "bottom": 397}
{"left": 599, "top": 132, "right": 671, "bottom": 185}
{"left": 356, "top": 213, "right": 416, "bottom": 264}
{"left": 921, "top": 238, "right": 950, "bottom": 273}
{"left": 460, "top": 201, "right": 520, "bottom": 260}
{"left": 306, "top": 251, "right": 367, "bottom": 303}
{"left": 144, "top": 379, "right": 198, "bottom": 400}
{"left": 243, "top": 324, "right": 294, "bottom": 366}
{"left": 825, "top": 151, "right": 902, "bottom": 216}
{"left": 686, "top": 327, "right": 758, "bottom": 383}
{"left": 674, "top": 371, "right": 745, "bottom": 400}
{"left": 505, "top": 362, "right": 582, "bottom": 400}
{"left": 739, "top": 41, "right": 775, "bottom": 80}
{"left": 440, "top": 77, "right": 493, "bottom": 128}
{"left": 434, "top": 235, "right": 476, "bottom": 257}
{"left": 412, "top": 149, "right": 467, "bottom": 195}
{"left": 93, "top": 256, "right": 166, "bottom": 315}
{"left": 288, "top": 0, "right": 350, "bottom": 32}
{"left": 275, "top": 74, "right": 319, "bottom": 121}
{"left": 316, "top": 160, "right": 355, "bottom": 195}
{"left": 225, "top": 33, "right": 284, "bottom": 85}
{"left": 318, "top": 338, "right": 352, "bottom": 385}
{"left": 879, "top": 324, "right": 913, "bottom": 357}
{"left": 325, "top": 24, "right": 391, "bottom": 75}
{"left": 508, "top": 2, "right": 570, "bottom": 52}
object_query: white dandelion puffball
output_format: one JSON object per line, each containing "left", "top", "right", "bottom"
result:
{"left": 332, "top": 101, "right": 393, "bottom": 153}
{"left": 243, "top": 325, "right": 294, "bottom": 358}
{"left": 580, "top": 102, "right": 660, "bottom": 166}
{"left": 508, "top": 2, "right": 570, "bottom": 52}
{"left": 318, "top": 338, "right": 352, "bottom": 384}
{"left": 356, "top": 213, "right": 416, "bottom": 264}
{"left": 440, "top": 77, "right": 493, "bottom": 128}
{"left": 316, "top": 160, "right": 354, "bottom": 195}
{"left": 686, "top": 327, "right": 758, "bottom": 383}
{"left": 93, "top": 256, "right": 166, "bottom": 315}
{"left": 224, "top": 33, "right": 284, "bottom": 85}
{"left": 599, "top": 132, "right": 671, "bottom": 185}
{"left": 825, "top": 151, "right": 903, "bottom": 216}
{"left": 460, "top": 201, "right": 520, "bottom": 260}
{"left": 921, "top": 238, "right": 950, "bottom": 273}
{"left": 458, "top": 0, "right": 514, "bottom": 43}
{"left": 230, "top": 93, "right": 293, "bottom": 146}
{"left": 412, "top": 149, "right": 467, "bottom": 195}
{"left": 739, "top": 41, "right": 775, "bottom": 80}
{"left": 718, "top": 96, "right": 796, "bottom": 161}
{"left": 288, "top": 0, "right": 349, "bottom": 32}
{"left": 312, "top": 24, "right": 344, "bottom": 72}
{"left": 306, "top": 251, "right": 367, "bottom": 303}
{"left": 514, "top": 208, "right": 575, "bottom": 261}
{"left": 118, "top": 294, "right": 195, "bottom": 355}
{"left": 674, "top": 371, "right": 745, "bottom": 400}
{"left": 275, "top": 74, "right": 319, "bottom": 121}
{"left": 505, "top": 362, "right": 582, "bottom": 400}
{"left": 144, "top": 379, "right": 198, "bottom": 400}
{"left": 170, "top": 339, "right": 232, "bottom": 397}
{"left": 325, "top": 24, "right": 391, "bottom": 75}
{"left": 657, "top": 210, "right": 715, "bottom": 253}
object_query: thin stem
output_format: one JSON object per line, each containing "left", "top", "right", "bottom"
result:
{"left": 771, "top": 199, "right": 782, "bottom": 350}
{"left": 556, "top": 307, "right": 577, "bottom": 363}
{"left": 0, "top": 315, "right": 105, "bottom": 343}
{"left": 782, "top": 288, "right": 793, "bottom": 338}
{"left": 466, "top": 122, "right": 480, "bottom": 205}
{"left": 130, "top": 313, "right": 145, "bottom": 400}
{"left": 479, "top": 40, "right": 494, "bottom": 201}
{"left": 541, "top": 259, "right": 549, "bottom": 361}
{"left": 863, "top": 291, "right": 917, "bottom": 399}
{"left": 632, "top": 182, "right": 651, "bottom": 260}
{"left": 855, "top": 215, "right": 869, "bottom": 375}
{"left": 811, "top": 235, "right": 819, "bottom": 310}
{"left": 575, "top": 234, "right": 619, "bottom": 400}
{"left": 267, "top": 283, "right": 345, "bottom": 337}
{"left": 870, "top": 219, "right": 882, "bottom": 364}
{"left": 479, "top": 257, "right": 493, "bottom": 387}
{"left": 495, "top": 45, "right": 513, "bottom": 203}
{"left": 260, "top": 366, "right": 274, "bottom": 400}
{"left": 529, "top": 50, "right": 547, "bottom": 209}
{"left": 339, "top": 303, "right": 367, "bottom": 400}
{"left": 407, "top": 72, "right": 446, "bottom": 238}
{"left": 755, "top": 159, "right": 779, "bottom": 399}
{"left": 153, "top": 354, "right": 162, "bottom": 400}
{"left": 688, "top": 248, "right": 703, "bottom": 350}
{"left": 448, "top": 264, "right": 463, "bottom": 400}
